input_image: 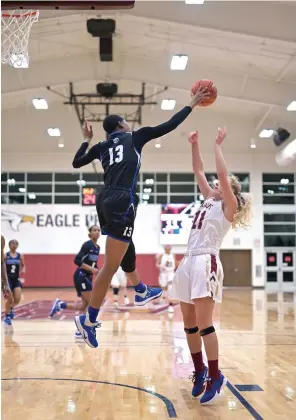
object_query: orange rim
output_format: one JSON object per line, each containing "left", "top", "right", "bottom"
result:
{"left": 2, "top": 10, "right": 38, "bottom": 18}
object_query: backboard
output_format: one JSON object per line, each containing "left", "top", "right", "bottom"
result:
{"left": 1, "top": 1, "right": 135, "bottom": 10}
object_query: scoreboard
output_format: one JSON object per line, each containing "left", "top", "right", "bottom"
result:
{"left": 82, "top": 187, "right": 96, "bottom": 206}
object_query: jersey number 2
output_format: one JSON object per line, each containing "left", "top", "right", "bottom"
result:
{"left": 192, "top": 211, "right": 206, "bottom": 230}
{"left": 109, "top": 145, "right": 123, "bottom": 166}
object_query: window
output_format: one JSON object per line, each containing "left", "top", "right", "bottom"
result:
{"left": 263, "top": 173, "right": 295, "bottom": 205}
{"left": 170, "top": 195, "right": 195, "bottom": 204}
{"left": 54, "top": 196, "right": 80, "bottom": 204}
{"left": 1, "top": 173, "right": 8, "bottom": 182}
{"left": 282, "top": 252, "right": 293, "bottom": 267}
{"left": 82, "top": 173, "right": 103, "bottom": 183}
{"left": 27, "top": 173, "right": 52, "bottom": 182}
{"left": 264, "top": 214, "right": 295, "bottom": 223}
{"left": 266, "top": 253, "right": 277, "bottom": 267}
{"left": 156, "top": 195, "right": 168, "bottom": 204}
{"left": 170, "top": 184, "right": 195, "bottom": 194}
{"left": 55, "top": 173, "right": 80, "bottom": 182}
{"left": 31, "top": 195, "right": 52, "bottom": 204}
{"left": 156, "top": 174, "right": 167, "bottom": 182}
{"left": 266, "top": 272, "right": 278, "bottom": 282}
{"left": 283, "top": 272, "right": 294, "bottom": 282}
{"left": 9, "top": 173, "right": 25, "bottom": 182}
{"left": 9, "top": 184, "right": 25, "bottom": 194}
{"left": 7, "top": 194, "right": 25, "bottom": 204}
{"left": 27, "top": 184, "right": 52, "bottom": 193}
{"left": 156, "top": 184, "right": 167, "bottom": 193}
{"left": 262, "top": 184, "right": 294, "bottom": 195}
{"left": 264, "top": 224, "right": 295, "bottom": 233}
{"left": 55, "top": 184, "right": 80, "bottom": 193}
{"left": 263, "top": 173, "right": 294, "bottom": 183}
{"left": 263, "top": 195, "right": 294, "bottom": 205}
{"left": 170, "top": 173, "right": 194, "bottom": 183}
{"left": 264, "top": 235, "right": 296, "bottom": 247}
{"left": 205, "top": 172, "right": 250, "bottom": 192}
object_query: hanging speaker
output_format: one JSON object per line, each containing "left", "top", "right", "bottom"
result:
{"left": 273, "top": 127, "right": 290, "bottom": 147}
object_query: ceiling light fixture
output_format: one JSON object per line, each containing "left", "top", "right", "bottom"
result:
{"left": 28, "top": 193, "right": 36, "bottom": 199}
{"left": 259, "top": 129, "right": 274, "bottom": 138}
{"left": 250, "top": 138, "right": 256, "bottom": 149}
{"left": 287, "top": 101, "right": 296, "bottom": 111}
{"left": 47, "top": 128, "right": 61, "bottom": 137}
{"left": 161, "top": 99, "right": 176, "bottom": 111}
{"left": 170, "top": 54, "right": 188, "bottom": 70}
{"left": 19, "top": 187, "right": 26, "bottom": 193}
{"left": 33, "top": 98, "right": 48, "bottom": 110}
{"left": 185, "top": 0, "right": 205, "bottom": 4}
{"left": 58, "top": 143, "right": 64, "bottom": 148}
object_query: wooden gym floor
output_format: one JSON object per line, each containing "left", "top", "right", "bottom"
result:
{"left": 2, "top": 288, "right": 296, "bottom": 419}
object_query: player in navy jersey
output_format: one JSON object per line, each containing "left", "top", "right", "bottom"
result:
{"left": 72, "top": 86, "right": 210, "bottom": 348}
{"left": 3, "top": 240, "right": 25, "bottom": 326}
{"left": 1, "top": 235, "right": 13, "bottom": 314}
{"left": 50, "top": 225, "right": 100, "bottom": 337}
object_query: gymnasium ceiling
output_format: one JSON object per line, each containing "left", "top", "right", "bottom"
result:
{"left": 2, "top": 1, "right": 296, "bottom": 164}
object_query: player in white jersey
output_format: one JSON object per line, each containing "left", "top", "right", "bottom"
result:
{"left": 156, "top": 245, "right": 178, "bottom": 314}
{"left": 172, "top": 128, "right": 252, "bottom": 405}
{"left": 111, "top": 267, "right": 130, "bottom": 308}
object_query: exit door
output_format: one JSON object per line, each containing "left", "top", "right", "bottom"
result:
{"left": 265, "top": 249, "right": 296, "bottom": 291}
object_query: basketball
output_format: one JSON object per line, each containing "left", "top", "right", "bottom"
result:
{"left": 191, "top": 79, "right": 217, "bottom": 107}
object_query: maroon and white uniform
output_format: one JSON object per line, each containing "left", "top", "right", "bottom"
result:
{"left": 172, "top": 197, "right": 231, "bottom": 304}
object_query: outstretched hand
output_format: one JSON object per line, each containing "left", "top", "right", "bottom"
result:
{"left": 215, "top": 127, "right": 227, "bottom": 145}
{"left": 190, "top": 86, "right": 211, "bottom": 108}
{"left": 188, "top": 131, "right": 198, "bottom": 144}
{"left": 83, "top": 119, "right": 93, "bottom": 142}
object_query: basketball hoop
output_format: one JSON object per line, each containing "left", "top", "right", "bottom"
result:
{"left": 1, "top": 9, "right": 39, "bottom": 67}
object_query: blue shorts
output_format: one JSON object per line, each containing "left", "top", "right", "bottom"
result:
{"left": 73, "top": 270, "right": 92, "bottom": 297}
{"left": 8, "top": 277, "right": 22, "bottom": 291}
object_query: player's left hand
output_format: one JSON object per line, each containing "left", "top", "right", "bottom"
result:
{"left": 83, "top": 119, "right": 93, "bottom": 142}
{"left": 215, "top": 127, "right": 227, "bottom": 145}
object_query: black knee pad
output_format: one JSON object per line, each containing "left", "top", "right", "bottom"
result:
{"left": 184, "top": 326, "right": 199, "bottom": 335}
{"left": 113, "top": 287, "right": 119, "bottom": 296}
{"left": 121, "top": 240, "right": 136, "bottom": 273}
{"left": 199, "top": 326, "right": 215, "bottom": 336}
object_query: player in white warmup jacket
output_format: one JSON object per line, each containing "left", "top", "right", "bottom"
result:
{"left": 156, "top": 245, "right": 178, "bottom": 314}
{"left": 172, "top": 128, "right": 252, "bottom": 405}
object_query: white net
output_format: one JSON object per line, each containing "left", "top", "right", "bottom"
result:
{"left": 1, "top": 9, "right": 39, "bottom": 67}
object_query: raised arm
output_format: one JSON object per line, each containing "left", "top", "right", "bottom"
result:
{"left": 133, "top": 87, "right": 211, "bottom": 151}
{"left": 214, "top": 128, "right": 238, "bottom": 217}
{"left": 188, "top": 131, "right": 213, "bottom": 199}
{"left": 72, "top": 119, "right": 101, "bottom": 168}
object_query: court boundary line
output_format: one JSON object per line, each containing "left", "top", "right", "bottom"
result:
{"left": 1, "top": 377, "right": 177, "bottom": 418}
{"left": 226, "top": 382, "right": 263, "bottom": 420}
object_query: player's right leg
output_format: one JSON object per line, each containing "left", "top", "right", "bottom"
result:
{"left": 192, "top": 255, "right": 227, "bottom": 405}
{"left": 173, "top": 260, "right": 208, "bottom": 398}
{"left": 180, "top": 302, "right": 207, "bottom": 397}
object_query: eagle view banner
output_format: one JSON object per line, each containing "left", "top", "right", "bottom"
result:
{"left": 1, "top": 204, "right": 162, "bottom": 254}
